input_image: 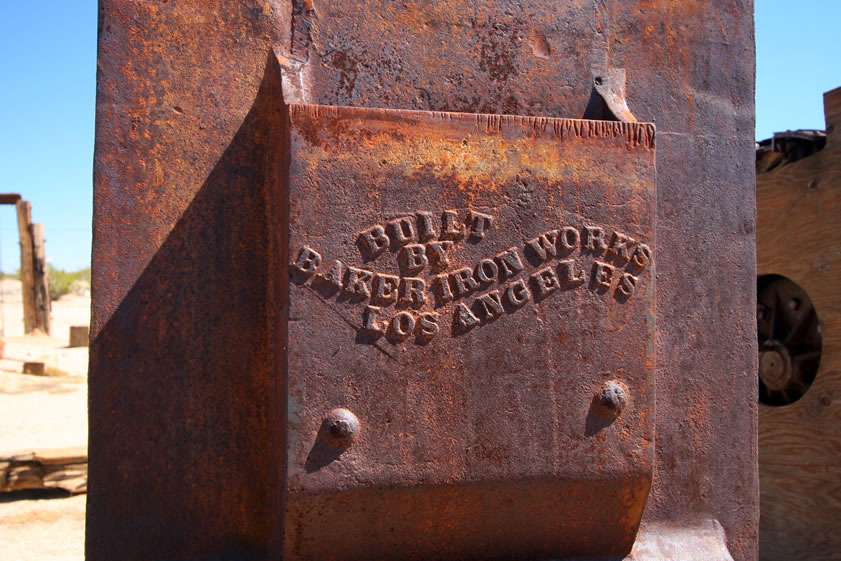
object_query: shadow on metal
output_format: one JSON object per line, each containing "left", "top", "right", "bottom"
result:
{"left": 88, "top": 56, "right": 286, "bottom": 561}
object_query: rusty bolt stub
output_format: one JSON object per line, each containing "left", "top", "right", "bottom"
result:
{"left": 596, "top": 381, "right": 628, "bottom": 418}
{"left": 322, "top": 408, "right": 361, "bottom": 448}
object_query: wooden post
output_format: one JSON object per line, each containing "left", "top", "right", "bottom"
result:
{"left": 32, "top": 223, "right": 50, "bottom": 335}
{"left": 15, "top": 200, "right": 36, "bottom": 334}
{"left": 69, "top": 325, "right": 90, "bottom": 348}
{"left": 3, "top": 196, "right": 50, "bottom": 336}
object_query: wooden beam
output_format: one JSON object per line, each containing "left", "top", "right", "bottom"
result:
{"left": 15, "top": 200, "right": 36, "bottom": 334}
{"left": 0, "top": 194, "right": 22, "bottom": 205}
{"left": 0, "top": 447, "right": 87, "bottom": 494}
{"left": 31, "top": 223, "right": 50, "bottom": 335}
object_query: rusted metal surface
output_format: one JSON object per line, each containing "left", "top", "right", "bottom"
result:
{"left": 89, "top": 22, "right": 288, "bottom": 559}
{"left": 286, "top": 105, "right": 655, "bottom": 560}
{"left": 90, "top": 1, "right": 757, "bottom": 560}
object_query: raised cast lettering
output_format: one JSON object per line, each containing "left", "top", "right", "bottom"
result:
{"left": 441, "top": 210, "right": 465, "bottom": 239}
{"left": 607, "top": 231, "right": 635, "bottom": 263}
{"left": 415, "top": 211, "right": 438, "bottom": 241}
{"left": 292, "top": 246, "right": 322, "bottom": 275}
{"left": 495, "top": 247, "right": 524, "bottom": 278}
{"left": 531, "top": 267, "right": 560, "bottom": 299}
{"left": 558, "top": 259, "right": 585, "bottom": 287}
{"left": 400, "top": 277, "right": 427, "bottom": 306}
{"left": 474, "top": 258, "right": 499, "bottom": 284}
{"left": 388, "top": 216, "right": 417, "bottom": 245}
{"left": 426, "top": 241, "right": 453, "bottom": 269}
{"left": 373, "top": 273, "right": 400, "bottom": 303}
{"left": 391, "top": 311, "right": 415, "bottom": 339}
{"left": 359, "top": 225, "right": 389, "bottom": 257}
{"left": 583, "top": 226, "right": 607, "bottom": 251}
{"left": 402, "top": 244, "right": 428, "bottom": 273}
{"left": 525, "top": 230, "right": 559, "bottom": 262}
{"left": 616, "top": 272, "right": 638, "bottom": 298}
{"left": 505, "top": 279, "right": 531, "bottom": 308}
{"left": 345, "top": 267, "right": 374, "bottom": 298}
{"left": 318, "top": 259, "right": 344, "bottom": 288}
{"left": 455, "top": 302, "right": 480, "bottom": 330}
{"left": 559, "top": 226, "right": 580, "bottom": 251}
{"left": 467, "top": 210, "right": 494, "bottom": 239}
{"left": 475, "top": 290, "right": 504, "bottom": 320}
{"left": 417, "top": 312, "right": 439, "bottom": 338}
{"left": 631, "top": 244, "right": 652, "bottom": 270}
{"left": 434, "top": 273, "right": 454, "bottom": 302}
{"left": 452, "top": 267, "right": 479, "bottom": 296}
{"left": 306, "top": 213, "right": 652, "bottom": 342}
{"left": 592, "top": 261, "right": 615, "bottom": 289}
{"left": 362, "top": 305, "right": 385, "bottom": 334}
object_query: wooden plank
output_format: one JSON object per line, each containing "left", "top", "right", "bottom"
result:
{"left": 0, "top": 194, "right": 22, "bottom": 205}
{"left": 757, "top": 88, "right": 841, "bottom": 561}
{"left": 31, "top": 223, "right": 50, "bottom": 335}
{"left": 760, "top": 465, "right": 841, "bottom": 561}
{"left": 15, "top": 200, "right": 36, "bottom": 334}
{"left": 0, "top": 447, "right": 87, "bottom": 494}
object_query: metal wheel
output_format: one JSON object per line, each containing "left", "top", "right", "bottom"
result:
{"left": 757, "top": 275, "right": 822, "bottom": 406}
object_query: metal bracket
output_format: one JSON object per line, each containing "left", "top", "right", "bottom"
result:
{"left": 593, "top": 67, "right": 637, "bottom": 123}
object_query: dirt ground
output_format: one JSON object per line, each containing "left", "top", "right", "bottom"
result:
{"left": 0, "top": 279, "right": 89, "bottom": 561}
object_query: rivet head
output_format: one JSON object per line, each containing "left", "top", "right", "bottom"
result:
{"left": 322, "top": 408, "right": 361, "bottom": 448}
{"left": 596, "top": 381, "right": 628, "bottom": 418}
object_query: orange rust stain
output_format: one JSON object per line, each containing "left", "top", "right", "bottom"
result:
{"left": 389, "top": 1, "right": 467, "bottom": 29}
{"left": 558, "top": 330, "right": 570, "bottom": 347}
{"left": 293, "top": 108, "right": 653, "bottom": 212}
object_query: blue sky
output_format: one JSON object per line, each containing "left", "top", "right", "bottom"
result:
{"left": 755, "top": 1, "right": 840, "bottom": 139}
{"left": 0, "top": 3, "right": 97, "bottom": 272}
{"left": 0, "top": 1, "right": 838, "bottom": 272}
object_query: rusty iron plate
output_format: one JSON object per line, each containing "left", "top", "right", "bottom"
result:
{"left": 91, "top": 3, "right": 757, "bottom": 560}
{"left": 285, "top": 104, "right": 656, "bottom": 560}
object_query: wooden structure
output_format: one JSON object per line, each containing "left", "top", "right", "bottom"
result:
{"left": 0, "top": 446, "right": 87, "bottom": 495}
{"left": 757, "top": 86, "right": 841, "bottom": 561}
{"left": 0, "top": 194, "right": 50, "bottom": 335}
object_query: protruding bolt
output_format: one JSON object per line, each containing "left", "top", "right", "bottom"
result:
{"left": 322, "top": 408, "right": 361, "bottom": 448}
{"left": 597, "top": 381, "right": 628, "bottom": 418}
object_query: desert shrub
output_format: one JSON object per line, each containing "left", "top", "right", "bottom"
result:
{"left": 48, "top": 265, "right": 89, "bottom": 301}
